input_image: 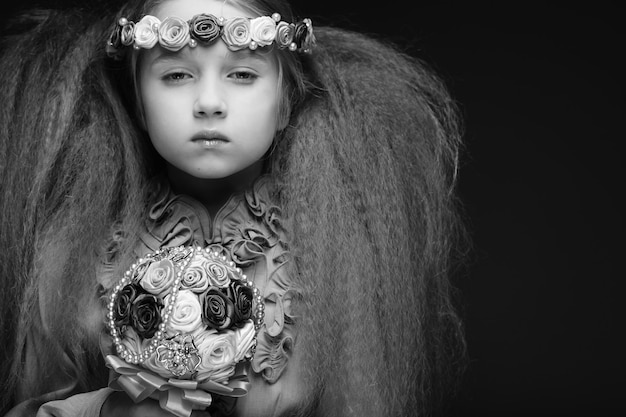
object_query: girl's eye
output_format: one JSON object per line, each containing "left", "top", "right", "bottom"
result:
{"left": 229, "top": 71, "right": 258, "bottom": 83}
{"left": 163, "top": 72, "right": 191, "bottom": 82}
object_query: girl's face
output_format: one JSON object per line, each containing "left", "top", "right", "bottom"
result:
{"left": 139, "top": 0, "right": 282, "bottom": 180}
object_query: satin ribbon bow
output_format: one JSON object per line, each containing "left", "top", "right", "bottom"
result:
{"left": 106, "top": 354, "right": 250, "bottom": 417}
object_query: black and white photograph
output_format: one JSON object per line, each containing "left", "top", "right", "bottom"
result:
{"left": 1, "top": 1, "right": 623, "bottom": 416}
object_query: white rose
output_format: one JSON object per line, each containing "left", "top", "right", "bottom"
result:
{"left": 139, "top": 258, "right": 175, "bottom": 296}
{"left": 119, "top": 326, "right": 151, "bottom": 356}
{"left": 134, "top": 15, "right": 160, "bottom": 49}
{"left": 232, "top": 320, "right": 256, "bottom": 362}
{"left": 221, "top": 17, "right": 251, "bottom": 50}
{"left": 250, "top": 16, "right": 276, "bottom": 47}
{"left": 142, "top": 349, "right": 175, "bottom": 378}
{"left": 166, "top": 290, "right": 203, "bottom": 334}
{"left": 193, "top": 328, "right": 237, "bottom": 383}
{"left": 158, "top": 16, "right": 191, "bottom": 51}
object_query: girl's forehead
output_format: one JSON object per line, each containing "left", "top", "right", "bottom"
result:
{"left": 152, "top": 0, "right": 254, "bottom": 21}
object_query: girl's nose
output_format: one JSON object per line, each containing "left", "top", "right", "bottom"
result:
{"left": 193, "top": 80, "right": 227, "bottom": 118}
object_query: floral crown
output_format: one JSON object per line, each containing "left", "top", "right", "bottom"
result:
{"left": 106, "top": 12, "right": 314, "bottom": 59}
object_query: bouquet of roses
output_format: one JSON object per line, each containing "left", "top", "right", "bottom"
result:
{"left": 104, "top": 245, "right": 264, "bottom": 417}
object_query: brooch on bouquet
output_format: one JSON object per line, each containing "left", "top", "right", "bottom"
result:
{"left": 104, "top": 245, "right": 264, "bottom": 417}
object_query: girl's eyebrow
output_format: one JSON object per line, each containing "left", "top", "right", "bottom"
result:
{"left": 148, "top": 48, "right": 190, "bottom": 66}
{"left": 224, "top": 49, "right": 272, "bottom": 65}
{"left": 148, "top": 47, "right": 272, "bottom": 67}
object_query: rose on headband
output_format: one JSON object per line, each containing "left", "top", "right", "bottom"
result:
{"left": 189, "top": 13, "right": 221, "bottom": 44}
{"left": 139, "top": 258, "right": 175, "bottom": 297}
{"left": 250, "top": 16, "right": 276, "bottom": 47}
{"left": 130, "top": 293, "right": 163, "bottom": 339}
{"left": 134, "top": 15, "right": 160, "bottom": 49}
{"left": 221, "top": 17, "right": 251, "bottom": 50}
{"left": 275, "top": 21, "right": 294, "bottom": 49}
{"left": 203, "top": 287, "right": 235, "bottom": 330}
{"left": 120, "top": 22, "right": 135, "bottom": 46}
{"left": 158, "top": 16, "right": 191, "bottom": 51}
{"left": 293, "top": 18, "right": 315, "bottom": 52}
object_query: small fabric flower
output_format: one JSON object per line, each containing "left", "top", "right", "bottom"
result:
{"left": 202, "top": 287, "right": 235, "bottom": 330}
{"left": 194, "top": 329, "right": 237, "bottom": 383}
{"left": 221, "top": 17, "right": 251, "bottom": 50}
{"left": 113, "top": 283, "right": 144, "bottom": 328}
{"left": 203, "top": 260, "right": 231, "bottom": 288}
{"left": 232, "top": 321, "right": 256, "bottom": 362}
{"left": 249, "top": 16, "right": 276, "bottom": 47}
{"left": 152, "top": 334, "right": 201, "bottom": 378}
{"left": 166, "top": 290, "right": 203, "bottom": 334}
{"left": 139, "top": 258, "right": 176, "bottom": 297}
{"left": 108, "top": 26, "right": 123, "bottom": 50}
{"left": 130, "top": 293, "right": 163, "bottom": 339}
{"left": 228, "top": 279, "right": 254, "bottom": 325}
{"left": 134, "top": 15, "right": 160, "bottom": 49}
{"left": 182, "top": 259, "right": 210, "bottom": 293}
{"left": 189, "top": 13, "right": 221, "bottom": 45}
{"left": 120, "top": 22, "right": 135, "bottom": 46}
{"left": 119, "top": 327, "right": 152, "bottom": 358}
{"left": 274, "top": 21, "right": 294, "bottom": 49}
{"left": 293, "top": 18, "right": 315, "bottom": 52}
{"left": 158, "top": 16, "right": 191, "bottom": 51}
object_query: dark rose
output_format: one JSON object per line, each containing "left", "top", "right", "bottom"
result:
{"left": 130, "top": 293, "right": 163, "bottom": 339}
{"left": 108, "top": 24, "right": 123, "bottom": 49}
{"left": 293, "top": 18, "right": 314, "bottom": 52}
{"left": 120, "top": 22, "right": 135, "bottom": 46}
{"left": 228, "top": 280, "right": 253, "bottom": 325}
{"left": 189, "top": 13, "right": 221, "bottom": 44}
{"left": 113, "top": 283, "right": 143, "bottom": 328}
{"left": 202, "top": 287, "right": 234, "bottom": 330}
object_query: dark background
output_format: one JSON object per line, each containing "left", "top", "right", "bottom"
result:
{"left": 3, "top": 1, "right": 624, "bottom": 416}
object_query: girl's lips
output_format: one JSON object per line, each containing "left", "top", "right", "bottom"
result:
{"left": 191, "top": 130, "right": 229, "bottom": 143}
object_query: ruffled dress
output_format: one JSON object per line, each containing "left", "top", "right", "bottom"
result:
{"left": 129, "top": 175, "right": 297, "bottom": 387}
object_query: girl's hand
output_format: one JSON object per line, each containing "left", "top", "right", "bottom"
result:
{"left": 101, "top": 391, "right": 211, "bottom": 417}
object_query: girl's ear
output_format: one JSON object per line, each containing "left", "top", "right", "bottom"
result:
{"left": 276, "top": 113, "right": 289, "bottom": 132}
{"left": 276, "top": 98, "right": 291, "bottom": 132}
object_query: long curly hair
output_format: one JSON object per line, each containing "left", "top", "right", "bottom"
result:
{"left": 0, "top": 1, "right": 466, "bottom": 416}
{"left": 272, "top": 26, "right": 467, "bottom": 416}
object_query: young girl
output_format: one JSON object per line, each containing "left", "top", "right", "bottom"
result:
{"left": 0, "top": 0, "right": 466, "bottom": 416}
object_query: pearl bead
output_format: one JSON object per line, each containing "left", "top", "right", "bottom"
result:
{"left": 272, "top": 13, "right": 281, "bottom": 22}
{"left": 118, "top": 17, "right": 128, "bottom": 26}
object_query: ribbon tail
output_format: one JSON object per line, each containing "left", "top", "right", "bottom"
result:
{"left": 159, "top": 388, "right": 210, "bottom": 417}
{"left": 116, "top": 374, "right": 159, "bottom": 403}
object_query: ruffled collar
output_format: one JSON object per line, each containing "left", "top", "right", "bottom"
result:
{"left": 135, "top": 175, "right": 279, "bottom": 255}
